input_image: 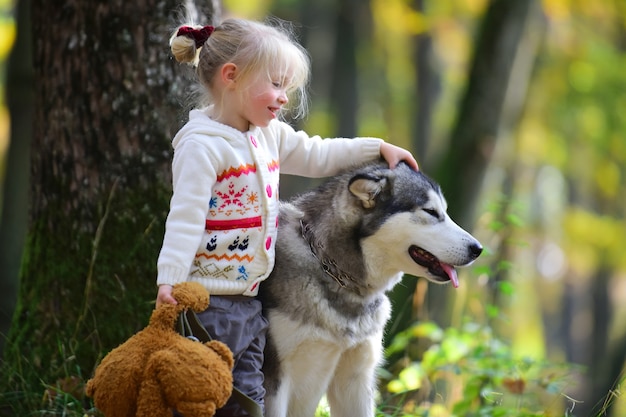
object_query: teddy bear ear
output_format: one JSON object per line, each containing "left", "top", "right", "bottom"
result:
{"left": 206, "top": 341, "right": 234, "bottom": 370}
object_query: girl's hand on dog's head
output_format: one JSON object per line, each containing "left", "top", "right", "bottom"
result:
{"left": 156, "top": 284, "right": 178, "bottom": 308}
{"left": 380, "top": 142, "right": 419, "bottom": 171}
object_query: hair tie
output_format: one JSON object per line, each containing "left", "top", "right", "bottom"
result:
{"left": 176, "top": 25, "right": 215, "bottom": 49}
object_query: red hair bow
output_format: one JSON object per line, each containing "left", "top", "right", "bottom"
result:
{"left": 176, "top": 25, "right": 215, "bottom": 48}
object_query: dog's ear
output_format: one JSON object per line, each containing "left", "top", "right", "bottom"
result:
{"left": 348, "top": 173, "right": 388, "bottom": 208}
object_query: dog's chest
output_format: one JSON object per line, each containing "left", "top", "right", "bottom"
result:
{"left": 305, "top": 294, "right": 391, "bottom": 347}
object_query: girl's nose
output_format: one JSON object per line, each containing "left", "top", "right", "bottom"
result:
{"left": 278, "top": 93, "right": 288, "bottom": 105}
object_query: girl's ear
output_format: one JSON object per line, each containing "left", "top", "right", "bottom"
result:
{"left": 220, "top": 63, "right": 238, "bottom": 88}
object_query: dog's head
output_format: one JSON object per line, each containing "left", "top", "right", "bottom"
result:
{"left": 349, "top": 162, "right": 482, "bottom": 288}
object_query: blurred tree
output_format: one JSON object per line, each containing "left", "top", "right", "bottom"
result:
{"left": 276, "top": 0, "right": 374, "bottom": 199}
{"left": 1, "top": 0, "right": 222, "bottom": 402}
{"left": 0, "top": 0, "right": 30, "bottom": 358}
{"left": 274, "top": 0, "right": 347, "bottom": 199}
{"left": 512, "top": 2, "right": 626, "bottom": 413}
{"left": 435, "top": 0, "right": 541, "bottom": 229}
{"left": 388, "top": 0, "right": 543, "bottom": 340}
{"left": 411, "top": 0, "right": 440, "bottom": 165}
{"left": 329, "top": 0, "right": 365, "bottom": 137}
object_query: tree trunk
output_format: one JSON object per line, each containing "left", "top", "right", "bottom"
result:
{"left": 330, "top": 0, "right": 360, "bottom": 137}
{"left": 2, "top": 0, "right": 221, "bottom": 405}
{"left": 411, "top": 0, "right": 440, "bottom": 169}
{"left": 435, "top": 0, "right": 540, "bottom": 228}
{"left": 384, "top": 0, "right": 441, "bottom": 348}
{"left": 426, "top": 0, "right": 542, "bottom": 327}
{"left": 563, "top": 260, "right": 625, "bottom": 416}
{"left": 280, "top": 0, "right": 372, "bottom": 200}
{"left": 386, "top": 0, "right": 543, "bottom": 344}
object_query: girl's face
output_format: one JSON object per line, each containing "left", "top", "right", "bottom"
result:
{"left": 239, "top": 74, "right": 289, "bottom": 128}
{"left": 213, "top": 64, "right": 292, "bottom": 132}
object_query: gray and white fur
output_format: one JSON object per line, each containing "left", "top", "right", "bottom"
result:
{"left": 259, "top": 161, "right": 482, "bottom": 417}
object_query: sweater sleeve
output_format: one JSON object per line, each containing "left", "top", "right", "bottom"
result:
{"left": 271, "top": 121, "right": 383, "bottom": 177}
{"left": 156, "top": 138, "right": 217, "bottom": 286}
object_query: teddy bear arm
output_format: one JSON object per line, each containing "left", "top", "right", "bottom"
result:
{"left": 171, "top": 282, "right": 209, "bottom": 312}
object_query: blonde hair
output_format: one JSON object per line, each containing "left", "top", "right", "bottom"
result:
{"left": 170, "top": 18, "right": 311, "bottom": 119}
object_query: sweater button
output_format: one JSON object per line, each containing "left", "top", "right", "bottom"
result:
{"left": 266, "top": 184, "right": 272, "bottom": 198}
{"left": 265, "top": 236, "right": 272, "bottom": 250}
{"left": 250, "top": 135, "right": 257, "bottom": 147}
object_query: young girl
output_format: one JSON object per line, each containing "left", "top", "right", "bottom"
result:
{"left": 156, "top": 17, "right": 418, "bottom": 416}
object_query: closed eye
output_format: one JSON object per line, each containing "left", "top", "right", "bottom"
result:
{"left": 423, "top": 208, "right": 439, "bottom": 219}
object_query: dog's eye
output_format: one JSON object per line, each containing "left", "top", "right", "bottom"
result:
{"left": 423, "top": 208, "right": 439, "bottom": 218}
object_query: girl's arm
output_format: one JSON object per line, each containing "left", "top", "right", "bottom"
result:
{"left": 156, "top": 139, "right": 216, "bottom": 289}
{"left": 274, "top": 122, "right": 418, "bottom": 176}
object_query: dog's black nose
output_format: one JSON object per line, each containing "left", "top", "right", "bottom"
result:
{"left": 469, "top": 242, "right": 483, "bottom": 259}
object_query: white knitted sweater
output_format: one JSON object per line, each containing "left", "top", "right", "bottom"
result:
{"left": 157, "top": 108, "right": 383, "bottom": 296}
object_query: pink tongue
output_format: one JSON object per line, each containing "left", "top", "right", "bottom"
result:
{"left": 440, "top": 263, "right": 459, "bottom": 288}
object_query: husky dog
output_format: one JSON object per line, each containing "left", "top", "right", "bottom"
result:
{"left": 259, "top": 161, "right": 482, "bottom": 417}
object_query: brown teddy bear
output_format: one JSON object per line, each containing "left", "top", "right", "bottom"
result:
{"left": 86, "top": 282, "right": 234, "bottom": 417}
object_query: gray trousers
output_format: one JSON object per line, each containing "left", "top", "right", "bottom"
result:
{"left": 196, "top": 295, "right": 268, "bottom": 417}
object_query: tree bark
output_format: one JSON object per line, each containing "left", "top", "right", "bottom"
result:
{"left": 2, "top": 0, "right": 221, "bottom": 402}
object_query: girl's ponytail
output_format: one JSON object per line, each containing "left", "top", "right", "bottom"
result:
{"left": 170, "top": 25, "right": 214, "bottom": 66}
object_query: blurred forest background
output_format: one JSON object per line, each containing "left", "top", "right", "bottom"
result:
{"left": 0, "top": 0, "right": 625, "bottom": 416}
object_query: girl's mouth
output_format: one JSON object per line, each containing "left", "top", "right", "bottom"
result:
{"left": 269, "top": 107, "right": 280, "bottom": 118}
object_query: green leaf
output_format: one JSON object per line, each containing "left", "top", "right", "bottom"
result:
{"left": 486, "top": 304, "right": 500, "bottom": 318}
{"left": 398, "top": 363, "right": 424, "bottom": 390}
{"left": 506, "top": 213, "right": 525, "bottom": 227}
{"left": 411, "top": 321, "right": 444, "bottom": 341}
{"left": 386, "top": 363, "right": 424, "bottom": 393}
{"left": 498, "top": 281, "right": 515, "bottom": 296}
